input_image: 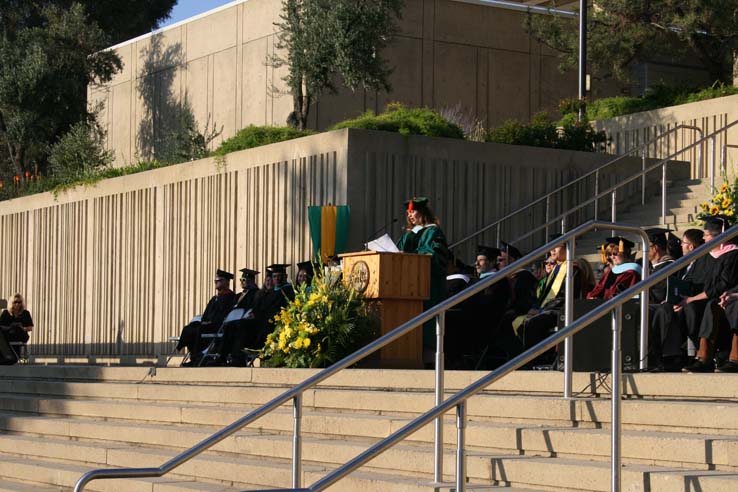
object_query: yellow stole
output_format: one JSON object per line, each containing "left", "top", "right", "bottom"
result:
{"left": 512, "top": 262, "right": 568, "bottom": 334}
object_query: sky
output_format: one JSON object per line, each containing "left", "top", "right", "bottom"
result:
{"left": 159, "top": 0, "right": 236, "bottom": 29}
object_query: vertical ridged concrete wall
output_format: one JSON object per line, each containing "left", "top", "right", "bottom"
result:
{"left": 0, "top": 129, "right": 682, "bottom": 356}
{"left": 594, "top": 94, "right": 738, "bottom": 180}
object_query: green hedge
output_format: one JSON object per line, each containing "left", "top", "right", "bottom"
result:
{"left": 330, "top": 103, "right": 465, "bottom": 139}
{"left": 487, "top": 112, "right": 607, "bottom": 152}
{"left": 213, "top": 125, "right": 316, "bottom": 156}
{"left": 587, "top": 83, "right": 738, "bottom": 120}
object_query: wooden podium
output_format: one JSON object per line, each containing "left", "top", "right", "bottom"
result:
{"left": 340, "top": 251, "right": 430, "bottom": 368}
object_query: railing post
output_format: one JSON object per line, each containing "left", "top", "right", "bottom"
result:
{"left": 545, "top": 196, "right": 551, "bottom": 240}
{"left": 564, "top": 237, "right": 575, "bottom": 399}
{"left": 661, "top": 163, "right": 667, "bottom": 225}
{"left": 434, "top": 312, "right": 445, "bottom": 486}
{"left": 496, "top": 223, "right": 501, "bottom": 248}
{"left": 641, "top": 149, "right": 646, "bottom": 206}
{"left": 611, "top": 306, "right": 622, "bottom": 492}
{"left": 455, "top": 402, "right": 467, "bottom": 492}
{"left": 710, "top": 136, "right": 717, "bottom": 190}
{"left": 594, "top": 170, "right": 599, "bottom": 219}
{"left": 611, "top": 191, "right": 616, "bottom": 236}
{"left": 292, "top": 395, "right": 302, "bottom": 489}
{"left": 639, "top": 236, "right": 650, "bottom": 371}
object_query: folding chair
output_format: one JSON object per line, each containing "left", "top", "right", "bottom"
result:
{"left": 198, "top": 308, "right": 251, "bottom": 367}
{"left": 166, "top": 315, "right": 202, "bottom": 366}
{"left": 9, "top": 341, "right": 29, "bottom": 364}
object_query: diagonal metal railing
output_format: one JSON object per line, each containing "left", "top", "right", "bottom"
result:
{"left": 75, "top": 219, "right": 656, "bottom": 492}
{"left": 285, "top": 223, "right": 738, "bottom": 492}
{"left": 449, "top": 119, "right": 738, "bottom": 253}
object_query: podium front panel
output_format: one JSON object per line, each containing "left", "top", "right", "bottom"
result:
{"left": 341, "top": 251, "right": 430, "bottom": 300}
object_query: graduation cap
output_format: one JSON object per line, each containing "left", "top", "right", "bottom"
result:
{"left": 267, "top": 263, "right": 290, "bottom": 275}
{"left": 477, "top": 245, "right": 501, "bottom": 260}
{"left": 239, "top": 268, "right": 259, "bottom": 280}
{"left": 644, "top": 227, "right": 670, "bottom": 248}
{"left": 296, "top": 261, "right": 315, "bottom": 276}
{"left": 604, "top": 236, "right": 635, "bottom": 253}
{"left": 703, "top": 215, "right": 730, "bottom": 234}
{"left": 500, "top": 240, "right": 523, "bottom": 261}
{"left": 215, "top": 269, "right": 234, "bottom": 281}
{"left": 404, "top": 196, "right": 429, "bottom": 211}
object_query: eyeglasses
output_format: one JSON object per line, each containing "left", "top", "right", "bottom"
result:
{"left": 681, "top": 240, "right": 692, "bottom": 246}
{"left": 214, "top": 278, "right": 225, "bottom": 282}
{"left": 12, "top": 301, "right": 21, "bottom": 304}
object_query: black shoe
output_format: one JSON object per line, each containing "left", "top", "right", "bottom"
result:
{"left": 682, "top": 358, "right": 715, "bottom": 373}
{"left": 716, "top": 360, "right": 738, "bottom": 373}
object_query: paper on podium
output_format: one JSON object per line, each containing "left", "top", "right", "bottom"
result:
{"left": 367, "top": 233, "right": 399, "bottom": 252}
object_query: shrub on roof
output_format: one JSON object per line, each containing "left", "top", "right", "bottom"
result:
{"left": 330, "top": 103, "right": 465, "bottom": 139}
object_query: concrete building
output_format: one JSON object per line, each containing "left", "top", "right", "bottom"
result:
{"left": 90, "top": 0, "right": 581, "bottom": 166}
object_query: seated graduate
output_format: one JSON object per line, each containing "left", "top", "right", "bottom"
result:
{"left": 509, "top": 234, "right": 583, "bottom": 356}
{"left": 682, "top": 215, "right": 738, "bottom": 372}
{"left": 498, "top": 241, "right": 537, "bottom": 316}
{"left": 176, "top": 269, "right": 236, "bottom": 366}
{"left": 446, "top": 255, "right": 473, "bottom": 298}
{"left": 648, "top": 229, "right": 711, "bottom": 371}
{"left": 255, "top": 264, "right": 296, "bottom": 348}
{"left": 0, "top": 294, "right": 34, "bottom": 365}
{"left": 217, "top": 268, "right": 262, "bottom": 366}
{"left": 295, "top": 261, "right": 315, "bottom": 291}
{"left": 586, "top": 237, "right": 641, "bottom": 300}
{"left": 645, "top": 228, "right": 675, "bottom": 304}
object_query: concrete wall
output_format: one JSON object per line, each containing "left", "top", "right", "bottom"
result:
{"left": 0, "top": 129, "right": 685, "bottom": 356}
{"left": 90, "top": 0, "right": 578, "bottom": 166}
{"left": 594, "top": 94, "right": 738, "bottom": 180}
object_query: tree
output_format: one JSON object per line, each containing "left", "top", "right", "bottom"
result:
{"left": 0, "top": 3, "right": 121, "bottom": 176}
{"left": 71, "top": 0, "right": 176, "bottom": 45}
{"left": 527, "top": 1, "right": 738, "bottom": 85}
{"left": 274, "top": 0, "right": 404, "bottom": 130}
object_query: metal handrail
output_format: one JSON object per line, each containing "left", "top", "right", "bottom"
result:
{"left": 511, "top": 118, "right": 738, "bottom": 244}
{"left": 449, "top": 122, "right": 709, "bottom": 250}
{"left": 74, "top": 220, "right": 649, "bottom": 492}
{"left": 299, "top": 223, "right": 738, "bottom": 492}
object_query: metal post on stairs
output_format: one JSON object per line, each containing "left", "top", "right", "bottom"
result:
{"left": 710, "top": 136, "right": 717, "bottom": 190}
{"left": 611, "top": 305, "right": 623, "bottom": 492}
{"left": 661, "top": 163, "right": 667, "bottom": 225}
{"left": 641, "top": 149, "right": 646, "bottom": 206}
{"left": 292, "top": 394, "right": 302, "bottom": 489}
{"left": 610, "top": 191, "right": 616, "bottom": 236}
{"left": 455, "top": 401, "right": 467, "bottom": 492}
{"left": 434, "top": 312, "right": 445, "bottom": 487}
{"left": 564, "top": 237, "right": 575, "bottom": 399}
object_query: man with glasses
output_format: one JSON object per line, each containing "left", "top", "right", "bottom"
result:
{"left": 648, "top": 229, "right": 711, "bottom": 371}
{"left": 175, "top": 269, "right": 236, "bottom": 366}
{"left": 682, "top": 216, "right": 738, "bottom": 372}
{"left": 646, "top": 228, "right": 675, "bottom": 304}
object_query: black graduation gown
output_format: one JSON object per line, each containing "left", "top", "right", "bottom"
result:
{"left": 649, "top": 257, "right": 674, "bottom": 304}
{"left": 176, "top": 290, "right": 236, "bottom": 354}
{"left": 255, "top": 284, "right": 296, "bottom": 347}
{"left": 219, "top": 286, "right": 261, "bottom": 362}
{"left": 508, "top": 269, "right": 538, "bottom": 316}
{"left": 649, "top": 254, "right": 714, "bottom": 360}
{"left": 693, "top": 250, "right": 738, "bottom": 342}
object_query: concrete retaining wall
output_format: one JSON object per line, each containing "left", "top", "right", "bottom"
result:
{"left": 0, "top": 129, "right": 685, "bottom": 356}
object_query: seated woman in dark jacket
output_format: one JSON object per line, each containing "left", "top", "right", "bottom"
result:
{"left": 0, "top": 293, "right": 34, "bottom": 364}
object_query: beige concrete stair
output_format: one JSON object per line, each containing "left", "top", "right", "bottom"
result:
{"left": 0, "top": 366, "right": 737, "bottom": 491}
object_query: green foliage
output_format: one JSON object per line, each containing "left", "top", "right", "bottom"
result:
{"left": 261, "top": 270, "right": 377, "bottom": 368}
{"left": 330, "top": 103, "right": 465, "bottom": 139}
{"left": 487, "top": 112, "right": 608, "bottom": 152}
{"left": 527, "top": 1, "right": 738, "bottom": 84}
{"left": 213, "top": 126, "right": 316, "bottom": 156}
{"left": 47, "top": 119, "right": 113, "bottom": 176}
{"left": 587, "top": 83, "right": 738, "bottom": 120}
{"left": 273, "top": 0, "right": 404, "bottom": 129}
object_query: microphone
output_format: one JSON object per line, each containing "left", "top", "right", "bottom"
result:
{"left": 365, "top": 218, "right": 400, "bottom": 249}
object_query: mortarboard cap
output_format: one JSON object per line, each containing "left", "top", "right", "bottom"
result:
{"left": 296, "top": 261, "right": 315, "bottom": 275}
{"left": 477, "top": 245, "right": 501, "bottom": 260}
{"left": 703, "top": 215, "right": 729, "bottom": 234}
{"left": 500, "top": 240, "right": 523, "bottom": 260}
{"left": 644, "top": 227, "right": 670, "bottom": 248}
{"left": 267, "top": 263, "right": 290, "bottom": 274}
{"left": 605, "top": 236, "right": 635, "bottom": 253}
{"left": 239, "top": 268, "right": 259, "bottom": 279}
{"left": 404, "top": 196, "right": 429, "bottom": 211}
{"left": 215, "top": 269, "right": 234, "bottom": 280}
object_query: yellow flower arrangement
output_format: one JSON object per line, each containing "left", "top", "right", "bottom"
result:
{"left": 698, "top": 178, "right": 738, "bottom": 226}
{"left": 261, "top": 264, "right": 377, "bottom": 368}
